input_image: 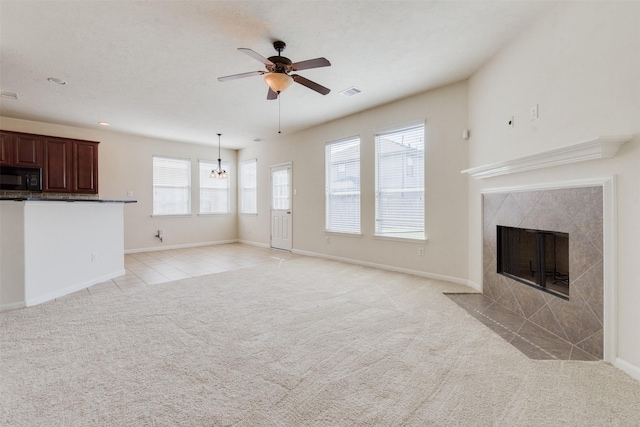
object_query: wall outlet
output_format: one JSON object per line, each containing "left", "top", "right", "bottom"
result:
{"left": 418, "top": 247, "right": 424, "bottom": 256}
{"left": 91, "top": 252, "right": 97, "bottom": 262}
{"left": 325, "top": 236, "right": 330, "bottom": 244}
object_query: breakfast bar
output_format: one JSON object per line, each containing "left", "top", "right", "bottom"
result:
{"left": 0, "top": 198, "right": 136, "bottom": 310}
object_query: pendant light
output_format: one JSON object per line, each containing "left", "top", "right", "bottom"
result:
{"left": 210, "top": 133, "right": 227, "bottom": 179}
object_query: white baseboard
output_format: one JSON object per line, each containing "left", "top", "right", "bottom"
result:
{"left": 125, "top": 239, "right": 239, "bottom": 254}
{"left": 614, "top": 357, "right": 640, "bottom": 382}
{"left": 237, "top": 239, "right": 270, "bottom": 249}
{"left": 25, "top": 269, "right": 126, "bottom": 307}
{"left": 0, "top": 301, "right": 25, "bottom": 312}
{"left": 465, "top": 280, "right": 482, "bottom": 292}
{"left": 292, "top": 248, "right": 472, "bottom": 288}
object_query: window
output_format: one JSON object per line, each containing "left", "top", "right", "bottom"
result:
{"left": 325, "top": 137, "right": 360, "bottom": 234}
{"left": 271, "top": 168, "right": 290, "bottom": 210}
{"left": 199, "top": 160, "right": 230, "bottom": 214}
{"left": 153, "top": 156, "right": 191, "bottom": 215}
{"left": 375, "top": 124, "right": 425, "bottom": 239}
{"left": 239, "top": 159, "right": 257, "bottom": 214}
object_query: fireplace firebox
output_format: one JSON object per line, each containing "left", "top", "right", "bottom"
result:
{"left": 497, "top": 225, "right": 569, "bottom": 299}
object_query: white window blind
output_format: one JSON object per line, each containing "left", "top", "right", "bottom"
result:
{"left": 325, "top": 137, "right": 360, "bottom": 233}
{"left": 375, "top": 124, "right": 425, "bottom": 239}
{"left": 153, "top": 156, "right": 191, "bottom": 215}
{"left": 271, "top": 168, "right": 290, "bottom": 210}
{"left": 239, "top": 159, "right": 257, "bottom": 214}
{"left": 199, "top": 160, "right": 230, "bottom": 214}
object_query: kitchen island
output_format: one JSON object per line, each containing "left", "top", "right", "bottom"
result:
{"left": 0, "top": 198, "right": 136, "bottom": 310}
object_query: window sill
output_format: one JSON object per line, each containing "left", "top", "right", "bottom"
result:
{"left": 373, "top": 234, "right": 428, "bottom": 243}
{"left": 324, "top": 231, "right": 363, "bottom": 238}
{"left": 151, "top": 214, "right": 193, "bottom": 218}
{"left": 198, "top": 212, "right": 232, "bottom": 216}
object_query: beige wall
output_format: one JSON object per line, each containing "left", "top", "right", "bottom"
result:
{"left": 239, "top": 81, "right": 470, "bottom": 283}
{"left": 3, "top": 0, "right": 637, "bottom": 378}
{"left": 0, "top": 117, "right": 238, "bottom": 251}
{"left": 467, "top": 2, "right": 640, "bottom": 371}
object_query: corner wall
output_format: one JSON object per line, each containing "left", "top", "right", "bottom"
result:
{"left": 239, "top": 81, "right": 470, "bottom": 283}
{"left": 467, "top": 2, "right": 640, "bottom": 376}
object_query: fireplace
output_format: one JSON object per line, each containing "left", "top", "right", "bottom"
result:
{"left": 497, "top": 226, "right": 569, "bottom": 299}
{"left": 483, "top": 186, "right": 604, "bottom": 359}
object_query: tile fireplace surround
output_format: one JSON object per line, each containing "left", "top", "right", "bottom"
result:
{"left": 482, "top": 186, "right": 604, "bottom": 359}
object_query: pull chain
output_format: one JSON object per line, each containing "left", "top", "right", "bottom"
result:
{"left": 278, "top": 92, "right": 282, "bottom": 134}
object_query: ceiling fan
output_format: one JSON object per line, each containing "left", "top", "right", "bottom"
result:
{"left": 218, "top": 41, "right": 331, "bottom": 100}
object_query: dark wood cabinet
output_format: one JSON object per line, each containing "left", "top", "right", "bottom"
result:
{"left": 1, "top": 130, "right": 99, "bottom": 194}
{"left": 43, "top": 137, "right": 71, "bottom": 192}
{"left": 14, "top": 134, "right": 42, "bottom": 167}
{"left": 0, "top": 131, "right": 43, "bottom": 167}
{"left": 0, "top": 132, "right": 13, "bottom": 165}
{"left": 72, "top": 140, "right": 99, "bottom": 193}
{"left": 43, "top": 137, "right": 99, "bottom": 194}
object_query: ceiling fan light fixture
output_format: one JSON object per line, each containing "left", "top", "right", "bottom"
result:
{"left": 264, "top": 72, "right": 293, "bottom": 93}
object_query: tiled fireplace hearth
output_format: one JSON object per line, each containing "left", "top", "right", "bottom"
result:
{"left": 480, "top": 186, "right": 604, "bottom": 359}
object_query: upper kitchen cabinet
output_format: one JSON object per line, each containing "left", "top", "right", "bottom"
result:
{"left": 14, "top": 134, "right": 43, "bottom": 167}
{"left": 0, "top": 131, "right": 43, "bottom": 167}
{"left": 43, "top": 137, "right": 71, "bottom": 192}
{"left": 43, "top": 136, "right": 99, "bottom": 194}
{"left": 0, "top": 132, "right": 12, "bottom": 165}
{"left": 1, "top": 130, "right": 99, "bottom": 194}
{"left": 72, "top": 139, "right": 99, "bottom": 193}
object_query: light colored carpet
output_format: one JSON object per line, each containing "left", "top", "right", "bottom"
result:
{"left": 1, "top": 256, "right": 639, "bottom": 426}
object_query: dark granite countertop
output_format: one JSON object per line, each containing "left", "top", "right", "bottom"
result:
{"left": 0, "top": 197, "right": 137, "bottom": 203}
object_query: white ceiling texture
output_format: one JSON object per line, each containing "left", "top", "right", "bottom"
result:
{"left": 0, "top": 1, "right": 553, "bottom": 150}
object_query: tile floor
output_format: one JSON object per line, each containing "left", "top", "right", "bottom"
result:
{"left": 56, "top": 243, "right": 300, "bottom": 302}
{"left": 446, "top": 293, "right": 598, "bottom": 361}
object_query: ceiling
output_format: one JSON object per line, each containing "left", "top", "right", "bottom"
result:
{"left": 0, "top": 1, "right": 554, "bottom": 150}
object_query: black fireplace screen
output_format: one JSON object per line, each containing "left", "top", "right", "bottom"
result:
{"left": 497, "top": 225, "right": 570, "bottom": 299}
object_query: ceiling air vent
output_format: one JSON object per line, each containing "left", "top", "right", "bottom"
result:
{"left": 0, "top": 91, "right": 19, "bottom": 100}
{"left": 339, "top": 87, "right": 362, "bottom": 97}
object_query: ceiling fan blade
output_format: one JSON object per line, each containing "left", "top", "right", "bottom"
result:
{"left": 291, "top": 74, "right": 330, "bottom": 95}
{"left": 291, "top": 57, "right": 331, "bottom": 71}
{"left": 217, "top": 71, "right": 265, "bottom": 82}
{"left": 238, "top": 48, "right": 275, "bottom": 66}
{"left": 267, "top": 87, "right": 278, "bottom": 100}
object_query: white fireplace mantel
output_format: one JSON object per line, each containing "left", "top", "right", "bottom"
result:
{"left": 461, "top": 135, "right": 632, "bottom": 179}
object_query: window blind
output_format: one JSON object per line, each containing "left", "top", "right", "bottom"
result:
{"left": 271, "top": 168, "right": 290, "bottom": 210}
{"left": 374, "top": 124, "right": 425, "bottom": 239}
{"left": 153, "top": 156, "right": 191, "bottom": 215}
{"left": 325, "top": 137, "right": 360, "bottom": 233}
{"left": 199, "top": 160, "right": 230, "bottom": 214}
{"left": 239, "top": 159, "right": 257, "bottom": 214}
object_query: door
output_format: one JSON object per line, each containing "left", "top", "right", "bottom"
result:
{"left": 270, "top": 163, "right": 292, "bottom": 251}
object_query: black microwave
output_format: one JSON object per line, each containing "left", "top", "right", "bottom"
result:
{"left": 0, "top": 166, "right": 42, "bottom": 191}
